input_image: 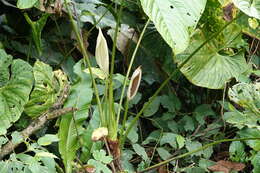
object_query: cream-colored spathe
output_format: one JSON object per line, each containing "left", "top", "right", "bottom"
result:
{"left": 95, "top": 28, "right": 109, "bottom": 75}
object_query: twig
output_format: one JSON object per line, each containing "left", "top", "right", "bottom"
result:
{"left": 0, "top": 85, "right": 76, "bottom": 160}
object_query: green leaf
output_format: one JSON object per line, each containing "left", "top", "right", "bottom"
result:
{"left": 58, "top": 60, "right": 93, "bottom": 173}
{"left": 238, "top": 128, "right": 260, "bottom": 151}
{"left": 160, "top": 133, "right": 177, "bottom": 149}
{"left": 194, "top": 104, "right": 215, "bottom": 125}
{"left": 78, "top": 3, "right": 116, "bottom": 28}
{"left": 143, "top": 96, "right": 161, "bottom": 117}
{"left": 176, "top": 135, "right": 185, "bottom": 149}
{"left": 233, "top": 0, "right": 260, "bottom": 19}
{"left": 126, "top": 116, "right": 139, "bottom": 144}
{"left": 156, "top": 147, "right": 172, "bottom": 160}
{"left": 229, "top": 141, "right": 247, "bottom": 162}
{"left": 235, "top": 12, "right": 260, "bottom": 40}
{"left": 142, "top": 130, "right": 161, "bottom": 145}
{"left": 35, "top": 152, "right": 58, "bottom": 159}
{"left": 252, "top": 151, "right": 260, "bottom": 173}
{"left": 140, "top": 0, "right": 207, "bottom": 54}
{"left": 0, "top": 50, "right": 33, "bottom": 135}
{"left": 17, "top": 0, "right": 38, "bottom": 9}
{"left": 228, "top": 82, "right": 260, "bottom": 114}
{"left": 11, "top": 131, "right": 23, "bottom": 144}
{"left": 93, "top": 150, "right": 113, "bottom": 164}
{"left": 24, "top": 13, "right": 50, "bottom": 55}
{"left": 132, "top": 144, "right": 149, "bottom": 161}
{"left": 25, "top": 61, "right": 65, "bottom": 117}
{"left": 175, "top": 24, "right": 248, "bottom": 89}
{"left": 37, "top": 134, "right": 59, "bottom": 146}
{"left": 185, "top": 140, "right": 203, "bottom": 156}
{"left": 160, "top": 94, "right": 181, "bottom": 113}
{"left": 87, "top": 159, "right": 112, "bottom": 173}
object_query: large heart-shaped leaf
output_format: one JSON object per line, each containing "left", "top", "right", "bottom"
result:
{"left": 0, "top": 49, "right": 33, "bottom": 135}
{"left": 58, "top": 60, "right": 93, "bottom": 173}
{"left": 24, "top": 61, "right": 66, "bottom": 118}
{"left": 233, "top": 0, "right": 260, "bottom": 19}
{"left": 175, "top": 24, "right": 248, "bottom": 89}
{"left": 140, "top": 0, "right": 207, "bottom": 54}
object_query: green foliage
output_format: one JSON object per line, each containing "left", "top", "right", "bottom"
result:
{"left": 0, "top": 0, "right": 259, "bottom": 172}
{"left": 140, "top": 0, "right": 207, "bottom": 54}
{"left": 24, "top": 13, "right": 50, "bottom": 55}
{"left": 58, "top": 60, "right": 93, "bottom": 173}
{"left": 224, "top": 82, "right": 260, "bottom": 129}
{"left": 25, "top": 61, "right": 66, "bottom": 118}
{"left": 175, "top": 24, "right": 248, "bottom": 89}
{"left": 233, "top": 0, "right": 260, "bottom": 19}
{"left": 17, "top": 0, "right": 38, "bottom": 9}
{"left": 37, "top": 134, "right": 59, "bottom": 146}
{"left": 0, "top": 49, "right": 34, "bottom": 135}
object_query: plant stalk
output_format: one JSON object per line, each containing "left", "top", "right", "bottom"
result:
{"left": 116, "top": 19, "right": 150, "bottom": 125}
{"left": 138, "top": 137, "right": 260, "bottom": 173}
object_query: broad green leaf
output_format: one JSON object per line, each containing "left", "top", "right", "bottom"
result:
{"left": 228, "top": 82, "right": 260, "bottom": 114}
{"left": 252, "top": 152, "right": 260, "bottom": 173}
{"left": 24, "top": 13, "right": 50, "bottom": 55}
{"left": 233, "top": 0, "right": 260, "bottom": 19}
{"left": 175, "top": 24, "right": 248, "bottom": 89}
{"left": 194, "top": 104, "right": 215, "bottom": 124}
{"left": 87, "top": 159, "right": 112, "bottom": 173}
{"left": 156, "top": 147, "right": 172, "bottom": 160}
{"left": 229, "top": 141, "right": 247, "bottom": 162}
{"left": 84, "top": 67, "right": 107, "bottom": 80}
{"left": 160, "top": 133, "right": 177, "bottom": 149}
{"left": 160, "top": 94, "right": 181, "bottom": 113}
{"left": 0, "top": 50, "right": 33, "bottom": 135}
{"left": 185, "top": 140, "right": 203, "bottom": 156}
{"left": 132, "top": 144, "right": 149, "bottom": 161}
{"left": 238, "top": 128, "right": 260, "bottom": 151}
{"left": 92, "top": 150, "right": 113, "bottom": 164}
{"left": 38, "top": 134, "right": 59, "bottom": 146}
{"left": 58, "top": 60, "right": 93, "bottom": 173}
{"left": 142, "top": 130, "right": 161, "bottom": 145}
{"left": 176, "top": 135, "right": 185, "bottom": 149}
{"left": 35, "top": 152, "right": 58, "bottom": 159}
{"left": 81, "top": 107, "right": 102, "bottom": 161}
{"left": 140, "top": 0, "right": 207, "bottom": 54}
{"left": 126, "top": 116, "right": 139, "bottom": 144}
{"left": 17, "top": 0, "right": 38, "bottom": 9}
{"left": 25, "top": 61, "right": 65, "bottom": 117}
{"left": 11, "top": 131, "right": 23, "bottom": 144}
{"left": 143, "top": 96, "right": 161, "bottom": 117}
{"left": 0, "top": 50, "right": 12, "bottom": 87}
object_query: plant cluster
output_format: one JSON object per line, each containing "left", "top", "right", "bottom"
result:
{"left": 0, "top": 0, "right": 259, "bottom": 172}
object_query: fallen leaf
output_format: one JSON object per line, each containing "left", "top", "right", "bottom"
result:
{"left": 208, "top": 160, "right": 245, "bottom": 173}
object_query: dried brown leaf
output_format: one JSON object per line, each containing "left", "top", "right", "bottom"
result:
{"left": 208, "top": 160, "right": 245, "bottom": 173}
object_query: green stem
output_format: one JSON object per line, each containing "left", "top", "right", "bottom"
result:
{"left": 138, "top": 137, "right": 260, "bottom": 173}
{"left": 119, "top": 98, "right": 129, "bottom": 149}
{"left": 64, "top": 1, "right": 104, "bottom": 124}
{"left": 116, "top": 19, "right": 150, "bottom": 124}
{"left": 122, "top": 13, "right": 241, "bottom": 147}
{"left": 107, "top": 0, "right": 124, "bottom": 140}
